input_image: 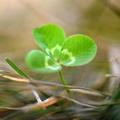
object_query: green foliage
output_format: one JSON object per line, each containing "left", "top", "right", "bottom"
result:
{"left": 5, "top": 58, "right": 28, "bottom": 78}
{"left": 26, "top": 24, "right": 97, "bottom": 73}
{"left": 99, "top": 87, "right": 120, "bottom": 120}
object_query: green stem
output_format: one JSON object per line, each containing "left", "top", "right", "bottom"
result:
{"left": 58, "top": 70, "right": 71, "bottom": 97}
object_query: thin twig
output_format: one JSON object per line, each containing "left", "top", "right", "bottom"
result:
{"left": 0, "top": 74, "right": 111, "bottom": 97}
{"left": 0, "top": 97, "right": 59, "bottom": 112}
{"left": 61, "top": 96, "right": 97, "bottom": 108}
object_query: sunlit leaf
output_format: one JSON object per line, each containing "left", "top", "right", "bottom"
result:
{"left": 33, "top": 24, "right": 65, "bottom": 53}
{"left": 26, "top": 24, "right": 97, "bottom": 73}
{"left": 60, "top": 34, "right": 97, "bottom": 66}
{"left": 26, "top": 50, "right": 61, "bottom": 73}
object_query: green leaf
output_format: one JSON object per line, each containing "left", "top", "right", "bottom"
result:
{"left": 33, "top": 24, "right": 65, "bottom": 53}
{"left": 25, "top": 50, "right": 61, "bottom": 73}
{"left": 60, "top": 34, "right": 97, "bottom": 66}
{"left": 5, "top": 58, "right": 29, "bottom": 78}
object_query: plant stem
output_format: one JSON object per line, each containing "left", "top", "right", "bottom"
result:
{"left": 58, "top": 70, "right": 71, "bottom": 97}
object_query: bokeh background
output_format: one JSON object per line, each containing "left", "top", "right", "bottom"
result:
{"left": 0, "top": 0, "right": 120, "bottom": 89}
{"left": 0, "top": 0, "right": 120, "bottom": 119}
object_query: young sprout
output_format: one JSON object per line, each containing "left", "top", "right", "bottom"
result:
{"left": 26, "top": 24, "right": 97, "bottom": 96}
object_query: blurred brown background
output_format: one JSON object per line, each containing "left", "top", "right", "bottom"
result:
{"left": 0, "top": 0, "right": 120, "bottom": 89}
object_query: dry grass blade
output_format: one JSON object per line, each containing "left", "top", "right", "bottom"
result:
{"left": 0, "top": 73, "right": 110, "bottom": 97}
{"left": 69, "top": 89, "right": 105, "bottom": 97}
{"left": 61, "top": 96, "right": 97, "bottom": 108}
{"left": 0, "top": 97, "right": 60, "bottom": 112}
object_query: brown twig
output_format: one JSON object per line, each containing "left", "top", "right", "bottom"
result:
{"left": 0, "top": 74, "right": 110, "bottom": 97}
{"left": 0, "top": 97, "right": 60, "bottom": 112}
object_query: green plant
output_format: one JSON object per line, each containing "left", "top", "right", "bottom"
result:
{"left": 25, "top": 24, "right": 97, "bottom": 96}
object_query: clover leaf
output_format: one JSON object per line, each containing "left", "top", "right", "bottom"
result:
{"left": 26, "top": 24, "right": 97, "bottom": 73}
